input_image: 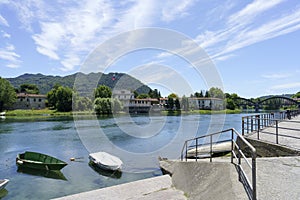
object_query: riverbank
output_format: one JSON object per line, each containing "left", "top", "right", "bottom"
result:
{"left": 4, "top": 108, "right": 242, "bottom": 117}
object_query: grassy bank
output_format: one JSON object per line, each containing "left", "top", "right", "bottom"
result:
{"left": 5, "top": 109, "right": 72, "bottom": 116}
{"left": 4, "top": 108, "right": 241, "bottom": 118}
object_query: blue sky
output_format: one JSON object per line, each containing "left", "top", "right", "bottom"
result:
{"left": 0, "top": 0, "right": 300, "bottom": 98}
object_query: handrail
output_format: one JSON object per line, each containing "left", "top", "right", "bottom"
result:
{"left": 242, "top": 110, "right": 300, "bottom": 144}
{"left": 180, "top": 128, "right": 257, "bottom": 200}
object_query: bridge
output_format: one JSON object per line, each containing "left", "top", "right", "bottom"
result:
{"left": 234, "top": 96, "right": 300, "bottom": 112}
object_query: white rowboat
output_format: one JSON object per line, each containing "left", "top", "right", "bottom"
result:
{"left": 89, "top": 152, "right": 123, "bottom": 171}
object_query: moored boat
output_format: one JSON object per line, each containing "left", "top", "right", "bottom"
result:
{"left": 0, "top": 179, "right": 9, "bottom": 190}
{"left": 16, "top": 151, "right": 68, "bottom": 171}
{"left": 89, "top": 152, "right": 123, "bottom": 171}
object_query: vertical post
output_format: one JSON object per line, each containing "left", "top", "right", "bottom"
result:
{"left": 242, "top": 117, "right": 245, "bottom": 135}
{"left": 257, "top": 115, "right": 260, "bottom": 140}
{"left": 251, "top": 117, "right": 253, "bottom": 132}
{"left": 231, "top": 129, "right": 234, "bottom": 164}
{"left": 195, "top": 138, "right": 198, "bottom": 162}
{"left": 185, "top": 141, "right": 187, "bottom": 161}
{"left": 276, "top": 120, "right": 279, "bottom": 144}
{"left": 252, "top": 155, "right": 257, "bottom": 200}
{"left": 247, "top": 117, "right": 249, "bottom": 133}
{"left": 210, "top": 135, "right": 212, "bottom": 163}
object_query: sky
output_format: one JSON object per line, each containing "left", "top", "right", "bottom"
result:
{"left": 0, "top": 0, "right": 300, "bottom": 98}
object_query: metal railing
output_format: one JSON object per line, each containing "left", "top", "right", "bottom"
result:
{"left": 180, "top": 128, "right": 257, "bottom": 200}
{"left": 242, "top": 110, "right": 300, "bottom": 145}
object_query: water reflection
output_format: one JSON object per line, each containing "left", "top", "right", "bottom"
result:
{"left": 89, "top": 162, "right": 122, "bottom": 179}
{"left": 0, "top": 189, "right": 8, "bottom": 199}
{"left": 17, "top": 166, "right": 67, "bottom": 181}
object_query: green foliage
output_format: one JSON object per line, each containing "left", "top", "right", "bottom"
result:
{"left": 181, "top": 95, "right": 189, "bottom": 111}
{"left": 47, "top": 86, "right": 73, "bottom": 112}
{"left": 0, "top": 77, "right": 17, "bottom": 111}
{"left": 168, "top": 93, "right": 178, "bottom": 99}
{"left": 148, "top": 89, "right": 161, "bottom": 98}
{"left": 94, "top": 85, "right": 112, "bottom": 99}
{"left": 205, "top": 91, "right": 210, "bottom": 98}
{"left": 19, "top": 83, "right": 39, "bottom": 94}
{"left": 137, "top": 93, "right": 150, "bottom": 99}
{"left": 194, "top": 91, "right": 204, "bottom": 97}
{"left": 225, "top": 93, "right": 239, "bottom": 110}
{"left": 209, "top": 87, "right": 224, "bottom": 99}
{"left": 111, "top": 98, "right": 123, "bottom": 113}
{"left": 167, "top": 97, "right": 174, "bottom": 110}
{"left": 175, "top": 98, "right": 181, "bottom": 110}
{"left": 292, "top": 91, "right": 300, "bottom": 98}
{"left": 263, "top": 99, "right": 281, "bottom": 110}
{"left": 94, "top": 98, "right": 122, "bottom": 114}
{"left": 73, "top": 94, "right": 93, "bottom": 111}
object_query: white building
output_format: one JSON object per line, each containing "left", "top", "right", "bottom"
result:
{"left": 188, "top": 97, "right": 224, "bottom": 110}
{"left": 112, "top": 89, "right": 134, "bottom": 107}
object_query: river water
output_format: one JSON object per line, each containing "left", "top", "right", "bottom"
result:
{"left": 0, "top": 113, "right": 250, "bottom": 199}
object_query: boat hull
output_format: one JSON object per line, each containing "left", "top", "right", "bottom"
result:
{"left": 16, "top": 151, "right": 68, "bottom": 171}
{"left": 0, "top": 179, "right": 9, "bottom": 190}
{"left": 89, "top": 152, "right": 122, "bottom": 171}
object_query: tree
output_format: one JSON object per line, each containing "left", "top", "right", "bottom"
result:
{"left": 0, "top": 77, "right": 16, "bottom": 111}
{"left": 167, "top": 93, "right": 178, "bottom": 110}
{"left": 94, "top": 85, "right": 112, "bottom": 99}
{"left": 175, "top": 98, "right": 181, "bottom": 110}
{"left": 111, "top": 98, "right": 123, "bottom": 113}
{"left": 209, "top": 87, "right": 224, "bottom": 99}
{"left": 167, "top": 97, "right": 174, "bottom": 110}
{"left": 225, "top": 93, "right": 240, "bottom": 110}
{"left": 292, "top": 91, "right": 300, "bottom": 98}
{"left": 73, "top": 94, "right": 93, "bottom": 111}
{"left": 168, "top": 93, "right": 178, "bottom": 99}
{"left": 148, "top": 89, "right": 161, "bottom": 99}
{"left": 205, "top": 91, "right": 210, "bottom": 98}
{"left": 47, "top": 85, "right": 73, "bottom": 112}
{"left": 94, "top": 98, "right": 111, "bottom": 114}
{"left": 137, "top": 93, "right": 149, "bottom": 99}
{"left": 55, "top": 86, "right": 73, "bottom": 112}
{"left": 20, "top": 83, "right": 39, "bottom": 94}
{"left": 181, "top": 95, "right": 189, "bottom": 111}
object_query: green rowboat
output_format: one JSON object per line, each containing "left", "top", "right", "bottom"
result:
{"left": 16, "top": 151, "right": 68, "bottom": 171}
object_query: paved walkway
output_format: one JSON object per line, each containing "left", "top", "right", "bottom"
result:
{"left": 53, "top": 175, "right": 186, "bottom": 200}
{"left": 247, "top": 115, "right": 300, "bottom": 150}
{"left": 161, "top": 156, "right": 300, "bottom": 200}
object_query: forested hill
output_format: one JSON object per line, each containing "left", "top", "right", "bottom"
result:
{"left": 7, "top": 72, "right": 151, "bottom": 95}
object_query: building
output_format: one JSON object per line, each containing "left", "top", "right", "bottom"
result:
{"left": 13, "top": 93, "right": 47, "bottom": 110}
{"left": 127, "top": 98, "right": 161, "bottom": 113}
{"left": 188, "top": 97, "right": 224, "bottom": 110}
{"left": 112, "top": 89, "right": 134, "bottom": 107}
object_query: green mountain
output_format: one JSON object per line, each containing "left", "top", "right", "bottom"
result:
{"left": 7, "top": 72, "right": 151, "bottom": 96}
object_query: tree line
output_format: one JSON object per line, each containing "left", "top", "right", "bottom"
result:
{"left": 1, "top": 76, "right": 298, "bottom": 112}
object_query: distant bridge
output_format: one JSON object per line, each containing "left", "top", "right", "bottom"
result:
{"left": 234, "top": 96, "right": 300, "bottom": 111}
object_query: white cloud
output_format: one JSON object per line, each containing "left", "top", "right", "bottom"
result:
{"left": 227, "top": 0, "right": 284, "bottom": 26}
{"left": 0, "top": 45, "right": 22, "bottom": 68}
{"left": 2, "top": 32, "right": 11, "bottom": 38}
{"left": 0, "top": 14, "right": 9, "bottom": 26}
{"left": 270, "top": 82, "right": 300, "bottom": 90}
{"left": 161, "top": 0, "right": 196, "bottom": 22}
{"left": 262, "top": 73, "right": 291, "bottom": 79}
{"left": 196, "top": 0, "right": 300, "bottom": 61}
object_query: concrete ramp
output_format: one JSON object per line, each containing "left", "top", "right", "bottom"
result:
{"left": 53, "top": 175, "right": 186, "bottom": 200}
{"left": 160, "top": 160, "right": 248, "bottom": 200}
